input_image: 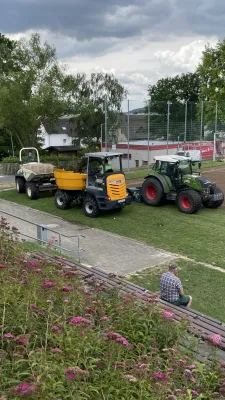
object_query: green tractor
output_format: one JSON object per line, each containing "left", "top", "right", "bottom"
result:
{"left": 141, "top": 155, "right": 224, "bottom": 214}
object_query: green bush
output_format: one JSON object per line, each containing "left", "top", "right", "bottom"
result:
{"left": 0, "top": 218, "right": 224, "bottom": 399}
{"left": 1, "top": 156, "right": 19, "bottom": 163}
{"left": 1, "top": 154, "right": 80, "bottom": 170}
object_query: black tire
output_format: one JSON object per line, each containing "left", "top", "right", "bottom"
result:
{"left": 16, "top": 177, "right": 26, "bottom": 193}
{"left": 26, "top": 182, "right": 39, "bottom": 200}
{"left": 55, "top": 190, "right": 72, "bottom": 210}
{"left": 177, "top": 190, "right": 202, "bottom": 214}
{"left": 203, "top": 185, "right": 224, "bottom": 209}
{"left": 83, "top": 196, "right": 99, "bottom": 218}
{"left": 141, "top": 177, "right": 165, "bottom": 206}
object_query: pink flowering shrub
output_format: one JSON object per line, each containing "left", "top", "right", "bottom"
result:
{"left": 207, "top": 333, "right": 222, "bottom": 345}
{"left": 0, "top": 219, "right": 224, "bottom": 399}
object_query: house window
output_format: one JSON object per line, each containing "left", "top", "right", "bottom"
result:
{"left": 135, "top": 160, "right": 139, "bottom": 167}
{"left": 142, "top": 161, "right": 148, "bottom": 166}
{"left": 63, "top": 139, "right": 67, "bottom": 144}
{"left": 122, "top": 153, "right": 132, "bottom": 160}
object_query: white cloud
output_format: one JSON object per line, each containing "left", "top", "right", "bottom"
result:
{"left": 154, "top": 38, "right": 218, "bottom": 74}
{"left": 5, "top": 28, "right": 219, "bottom": 107}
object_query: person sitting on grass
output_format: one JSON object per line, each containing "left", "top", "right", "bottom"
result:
{"left": 160, "top": 263, "right": 192, "bottom": 308}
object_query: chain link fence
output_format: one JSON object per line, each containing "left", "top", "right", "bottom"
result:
{"left": 100, "top": 100, "right": 225, "bottom": 170}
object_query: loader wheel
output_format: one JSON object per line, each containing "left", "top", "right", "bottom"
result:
{"left": 202, "top": 185, "right": 224, "bottom": 209}
{"left": 83, "top": 196, "right": 99, "bottom": 218}
{"left": 177, "top": 190, "right": 202, "bottom": 214}
{"left": 26, "top": 182, "right": 39, "bottom": 200}
{"left": 55, "top": 190, "right": 72, "bottom": 210}
{"left": 16, "top": 177, "right": 26, "bottom": 193}
{"left": 141, "top": 177, "right": 165, "bottom": 206}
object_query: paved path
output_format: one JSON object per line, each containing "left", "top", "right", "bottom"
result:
{"left": 0, "top": 175, "right": 15, "bottom": 190}
{"left": 0, "top": 199, "right": 176, "bottom": 275}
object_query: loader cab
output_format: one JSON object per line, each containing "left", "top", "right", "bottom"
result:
{"left": 85, "top": 152, "right": 123, "bottom": 188}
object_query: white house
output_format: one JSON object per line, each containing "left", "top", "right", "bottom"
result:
{"left": 38, "top": 116, "right": 76, "bottom": 149}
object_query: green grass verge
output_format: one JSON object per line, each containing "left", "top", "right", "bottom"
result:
{"left": 127, "top": 260, "right": 225, "bottom": 322}
{"left": 1, "top": 190, "right": 225, "bottom": 268}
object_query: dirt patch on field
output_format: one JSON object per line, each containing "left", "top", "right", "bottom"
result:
{"left": 127, "top": 166, "right": 225, "bottom": 208}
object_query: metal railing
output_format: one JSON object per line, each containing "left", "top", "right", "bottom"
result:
{"left": 0, "top": 210, "right": 85, "bottom": 262}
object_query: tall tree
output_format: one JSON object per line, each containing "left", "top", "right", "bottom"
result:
{"left": 147, "top": 73, "right": 201, "bottom": 140}
{"left": 198, "top": 39, "right": 225, "bottom": 133}
{"left": 0, "top": 34, "right": 20, "bottom": 155}
{"left": 69, "top": 72, "right": 127, "bottom": 147}
{"left": 0, "top": 33, "right": 74, "bottom": 148}
{"left": 0, "top": 33, "right": 18, "bottom": 75}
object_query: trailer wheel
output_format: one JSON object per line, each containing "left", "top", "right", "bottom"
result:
{"left": 16, "top": 177, "right": 26, "bottom": 193}
{"left": 26, "top": 182, "right": 39, "bottom": 200}
{"left": 83, "top": 196, "right": 99, "bottom": 218}
{"left": 55, "top": 190, "right": 72, "bottom": 210}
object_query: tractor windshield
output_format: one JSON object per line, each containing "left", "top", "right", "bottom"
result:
{"left": 179, "top": 160, "right": 192, "bottom": 174}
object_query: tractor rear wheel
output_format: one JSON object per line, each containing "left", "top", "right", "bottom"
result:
{"left": 26, "top": 182, "right": 39, "bottom": 200}
{"left": 16, "top": 177, "right": 26, "bottom": 193}
{"left": 141, "top": 177, "right": 165, "bottom": 206}
{"left": 83, "top": 196, "right": 99, "bottom": 218}
{"left": 177, "top": 190, "right": 202, "bottom": 214}
{"left": 55, "top": 190, "right": 72, "bottom": 210}
{"left": 203, "top": 185, "right": 224, "bottom": 209}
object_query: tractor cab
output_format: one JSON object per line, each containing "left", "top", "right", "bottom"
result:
{"left": 152, "top": 155, "right": 192, "bottom": 187}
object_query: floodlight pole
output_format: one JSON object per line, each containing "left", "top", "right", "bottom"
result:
{"left": 147, "top": 100, "right": 150, "bottom": 168}
{"left": 213, "top": 101, "right": 218, "bottom": 162}
{"left": 127, "top": 99, "right": 130, "bottom": 172}
{"left": 105, "top": 96, "right": 108, "bottom": 152}
{"left": 100, "top": 124, "right": 104, "bottom": 152}
{"left": 166, "top": 101, "right": 171, "bottom": 155}
{"left": 184, "top": 101, "right": 188, "bottom": 151}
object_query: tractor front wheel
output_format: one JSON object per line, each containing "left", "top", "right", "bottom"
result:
{"left": 177, "top": 190, "right": 202, "bottom": 214}
{"left": 141, "top": 177, "right": 165, "bottom": 206}
{"left": 203, "top": 185, "right": 224, "bottom": 209}
{"left": 83, "top": 196, "right": 99, "bottom": 218}
{"left": 55, "top": 190, "right": 72, "bottom": 210}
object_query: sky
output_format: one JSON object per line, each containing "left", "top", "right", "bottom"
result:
{"left": 1, "top": 0, "right": 222, "bottom": 110}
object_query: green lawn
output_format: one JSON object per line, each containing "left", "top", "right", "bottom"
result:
{"left": 128, "top": 260, "right": 225, "bottom": 322}
{"left": 1, "top": 189, "right": 225, "bottom": 268}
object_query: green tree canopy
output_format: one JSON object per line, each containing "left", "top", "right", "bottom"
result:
{"left": 147, "top": 73, "right": 201, "bottom": 140}
{"left": 0, "top": 33, "right": 127, "bottom": 152}
{"left": 198, "top": 39, "right": 225, "bottom": 133}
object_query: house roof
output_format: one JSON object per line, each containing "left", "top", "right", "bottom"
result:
{"left": 43, "top": 117, "right": 77, "bottom": 137}
{"left": 45, "top": 146, "right": 80, "bottom": 152}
